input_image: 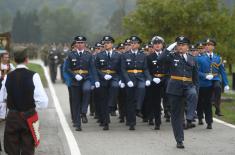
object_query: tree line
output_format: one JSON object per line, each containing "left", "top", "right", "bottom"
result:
{"left": 123, "top": 0, "right": 235, "bottom": 72}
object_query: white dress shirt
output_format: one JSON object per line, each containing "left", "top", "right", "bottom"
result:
{"left": 0, "top": 64, "right": 48, "bottom": 109}
{"left": 106, "top": 50, "right": 113, "bottom": 57}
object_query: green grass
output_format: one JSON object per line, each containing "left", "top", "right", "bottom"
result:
{"left": 216, "top": 93, "right": 235, "bottom": 125}
{"left": 27, "top": 63, "right": 48, "bottom": 88}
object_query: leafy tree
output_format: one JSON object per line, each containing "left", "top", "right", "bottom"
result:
{"left": 123, "top": 0, "right": 235, "bottom": 73}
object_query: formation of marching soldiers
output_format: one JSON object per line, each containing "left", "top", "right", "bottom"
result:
{"left": 61, "top": 35, "right": 229, "bottom": 149}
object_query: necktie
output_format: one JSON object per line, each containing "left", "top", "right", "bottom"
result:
{"left": 107, "top": 52, "right": 111, "bottom": 59}
{"left": 209, "top": 54, "right": 212, "bottom": 60}
{"left": 181, "top": 54, "right": 186, "bottom": 62}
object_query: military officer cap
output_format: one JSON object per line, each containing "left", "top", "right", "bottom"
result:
{"left": 95, "top": 42, "right": 102, "bottom": 48}
{"left": 130, "top": 36, "right": 142, "bottom": 44}
{"left": 151, "top": 36, "right": 165, "bottom": 44}
{"left": 124, "top": 39, "right": 131, "bottom": 45}
{"left": 148, "top": 42, "right": 153, "bottom": 48}
{"left": 190, "top": 45, "right": 197, "bottom": 51}
{"left": 102, "top": 36, "right": 115, "bottom": 43}
{"left": 175, "top": 36, "right": 190, "bottom": 44}
{"left": 74, "top": 35, "right": 87, "bottom": 42}
{"left": 204, "top": 38, "right": 216, "bottom": 46}
{"left": 117, "top": 43, "right": 125, "bottom": 49}
{"left": 195, "top": 41, "right": 204, "bottom": 49}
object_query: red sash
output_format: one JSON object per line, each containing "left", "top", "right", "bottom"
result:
{"left": 26, "top": 112, "right": 40, "bottom": 147}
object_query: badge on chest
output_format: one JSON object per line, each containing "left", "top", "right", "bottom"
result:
{"left": 72, "top": 59, "right": 77, "bottom": 66}
{"left": 126, "top": 59, "right": 131, "bottom": 65}
{"left": 174, "top": 59, "right": 179, "bottom": 67}
{"left": 152, "top": 60, "right": 157, "bottom": 65}
{"left": 100, "top": 59, "right": 105, "bottom": 65}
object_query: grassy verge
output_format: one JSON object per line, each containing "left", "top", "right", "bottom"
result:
{"left": 27, "top": 63, "right": 48, "bottom": 88}
{"left": 215, "top": 93, "right": 235, "bottom": 125}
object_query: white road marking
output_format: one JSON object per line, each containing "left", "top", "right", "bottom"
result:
{"left": 213, "top": 118, "right": 235, "bottom": 129}
{"left": 39, "top": 61, "right": 81, "bottom": 155}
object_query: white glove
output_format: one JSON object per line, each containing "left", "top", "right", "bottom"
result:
{"left": 104, "top": 74, "right": 112, "bottom": 80}
{"left": 119, "top": 81, "right": 125, "bottom": 88}
{"left": 206, "top": 74, "right": 214, "bottom": 80}
{"left": 167, "top": 42, "right": 177, "bottom": 51}
{"left": 127, "top": 81, "right": 134, "bottom": 87}
{"left": 95, "top": 82, "right": 100, "bottom": 88}
{"left": 153, "top": 78, "right": 161, "bottom": 84}
{"left": 145, "top": 80, "right": 151, "bottom": 86}
{"left": 75, "top": 74, "right": 83, "bottom": 81}
{"left": 224, "top": 85, "right": 230, "bottom": 92}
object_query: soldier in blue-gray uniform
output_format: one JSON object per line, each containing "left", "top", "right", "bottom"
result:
{"left": 196, "top": 38, "right": 229, "bottom": 128}
{"left": 62, "top": 41, "right": 76, "bottom": 123}
{"left": 158, "top": 36, "right": 198, "bottom": 149}
{"left": 94, "top": 36, "right": 121, "bottom": 130}
{"left": 121, "top": 36, "right": 151, "bottom": 130}
{"left": 64, "top": 36, "right": 100, "bottom": 131}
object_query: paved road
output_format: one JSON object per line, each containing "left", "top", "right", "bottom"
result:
{"left": 1, "top": 63, "right": 235, "bottom": 155}
{"left": 53, "top": 80, "right": 235, "bottom": 155}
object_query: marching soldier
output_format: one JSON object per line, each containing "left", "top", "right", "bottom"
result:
{"left": 64, "top": 36, "right": 99, "bottom": 131}
{"left": 158, "top": 36, "right": 198, "bottom": 148}
{"left": 48, "top": 45, "right": 59, "bottom": 83}
{"left": 62, "top": 41, "right": 76, "bottom": 123}
{"left": 206, "top": 38, "right": 229, "bottom": 116}
{"left": 147, "top": 36, "right": 169, "bottom": 130}
{"left": 59, "top": 44, "right": 70, "bottom": 83}
{"left": 196, "top": 38, "right": 229, "bottom": 128}
{"left": 116, "top": 43, "right": 126, "bottom": 123}
{"left": 95, "top": 36, "right": 121, "bottom": 130}
{"left": 121, "top": 36, "right": 151, "bottom": 130}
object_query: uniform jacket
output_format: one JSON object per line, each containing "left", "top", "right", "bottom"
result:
{"left": 121, "top": 50, "right": 151, "bottom": 84}
{"left": 196, "top": 52, "right": 228, "bottom": 87}
{"left": 64, "top": 50, "right": 98, "bottom": 86}
{"left": 158, "top": 50, "right": 198, "bottom": 96}
{"left": 95, "top": 51, "right": 121, "bottom": 85}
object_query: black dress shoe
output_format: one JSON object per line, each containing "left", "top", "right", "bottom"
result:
{"left": 76, "top": 126, "right": 82, "bottom": 131}
{"left": 136, "top": 112, "right": 143, "bottom": 118}
{"left": 198, "top": 119, "right": 204, "bottom": 125}
{"left": 185, "top": 120, "right": 196, "bottom": 129}
{"left": 129, "top": 126, "right": 135, "bottom": 130}
{"left": 207, "top": 124, "right": 212, "bottom": 129}
{"left": 103, "top": 125, "right": 109, "bottom": 130}
{"left": 154, "top": 125, "right": 160, "bottom": 130}
{"left": 176, "top": 142, "right": 184, "bottom": 149}
{"left": 81, "top": 115, "right": 88, "bottom": 123}
{"left": 215, "top": 112, "right": 224, "bottom": 116}
{"left": 119, "top": 118, "right": 124, "bottom": 123}
{"left": 165, "top": 117, "right": 170, "bottom": 122}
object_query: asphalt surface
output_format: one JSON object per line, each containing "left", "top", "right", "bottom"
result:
{"left": 53, "top": 81, "right": 235, "bottom": 155}
{"left": 1, "top": 64, "right": 235, "bottom": 155}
